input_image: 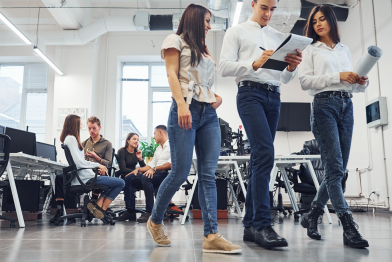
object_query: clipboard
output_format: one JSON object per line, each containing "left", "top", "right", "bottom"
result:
{"left": 261, "top": 34, "right": 313, "bottom": 71}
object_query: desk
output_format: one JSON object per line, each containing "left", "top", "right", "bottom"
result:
{"left": 269, "top": 155, "right": 332, "bottom": 224}
{"left": 181, "top": 156, "right": 249, "bottom": 225}
{"left": 181, "top": 155, "right": 332, "bottom": 225}
{"left": 5, "top": 153, "right": 66, "bottom": 228}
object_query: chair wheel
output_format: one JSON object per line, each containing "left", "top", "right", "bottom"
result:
{"left": 294, "top": 214, "right": 300, "bottom": 221}
{"left": 88, "top": 218, "right": 93, "bottom": 222}
{"left": 70, "top": 218, "right": 76, "bottom": 224}
{"left": 186, "top": 216, "right": 189, "bottom": 221}
{"left": 81, "top": 223, "right": 86, "bottom": 227}
{"left": 110, "top": 221, "right": 115, "bottom": 226}
{"left": 10, "top": 222, "right": 16, "bottom": 228}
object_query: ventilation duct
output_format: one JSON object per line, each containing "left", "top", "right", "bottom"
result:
{"left": 206, "top": 0, "right": 232, "bottom": 19}
{"left": 269, "top": 0, "right": 302, "bottom": 33}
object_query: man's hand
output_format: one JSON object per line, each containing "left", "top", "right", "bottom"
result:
{"left": 143, "top": 169, "right": 155, "bottom": 179}
{"left": 340, "top": 72, "right": 359, "bottom": 84}
{"left": 98, "top": 165, "right": 108, "bottom": 176}
{"left": 86, "top": 151, "right": 100, "bottom": 162}
{"left": 285, "top": 49, "right": 302, "bottom": 72}
{"left": 253, "top": 50, "right": 274, "bottom": 71}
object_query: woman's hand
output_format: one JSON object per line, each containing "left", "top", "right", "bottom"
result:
{"left": 98, "top": 165, "right": 108, "bottom": 175}
{"left": 178, "top": 102, "right": 192, "bottom": 130}
{"left": 136, "top": 150, "right": 143, "bottom": 161}
{"left": 340, "top": 72, "right": 359, "bottom": 84}
{"left": 357, "top": 76, "right": 369, "bottom": 85}
{"left": 126, "top": 169, "right": 139, "bottom": 177}
{"left": 211, "top": 95, "right": 222, "bottom": 109}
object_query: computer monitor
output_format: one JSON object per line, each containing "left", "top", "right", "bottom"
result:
{"left": 0, "top": 125, "right": 5, "bottom": 153}
{"left": 36, "top": 142, "right": 57, "bottom": 162}
{"left": 5, "top": 127, "right": 37, "bottom": 155}
{"left": 277, "top": 103, "right": 311, "bottom": 132}
{"left": 219, "top": 118, "right": 232, "bottom": 151}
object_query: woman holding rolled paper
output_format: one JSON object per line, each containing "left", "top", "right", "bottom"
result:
{"left": 298, "top": 5, "right": 369, "bottom": 248}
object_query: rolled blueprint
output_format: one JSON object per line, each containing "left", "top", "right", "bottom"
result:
{"left": 353, "top": 46, "right": 383, "bottom": 77}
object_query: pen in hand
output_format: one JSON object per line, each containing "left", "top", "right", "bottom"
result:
{"left": 259, "top": 46, "right": 266, "bottom": 50}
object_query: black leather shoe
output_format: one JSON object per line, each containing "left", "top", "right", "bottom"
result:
{"left": 301, "top": 206, "right": 323, "bottom": 240}
{"left": 137, "top": 212, "right": 151, "bottom": 223}
{"left": 116, "top": 210, "right": 136, "bottom": 221}
{"left": 255, "top": 226, "right": 288, "bottom": 249}
{"left": 49, "top": 209, "right": 64, "bottom": 223}
{"left": 243, "top": 226, "right": 256, "bottom": 242}
{"left": 339, "top": 213, "right": 369, "bottom": 248}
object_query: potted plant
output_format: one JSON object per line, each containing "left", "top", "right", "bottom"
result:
{"left": 139, "top": 137, "right": 160, "bottom": 164}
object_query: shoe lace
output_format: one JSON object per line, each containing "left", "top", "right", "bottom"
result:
{"left": 155, "top": 224, "right": 168, "bottom": 239}
{"left": 218, "top": 234, "right": 233, "bottom": 244}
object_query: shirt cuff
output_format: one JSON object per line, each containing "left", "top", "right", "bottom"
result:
{"left": 148, "top": 163, "right": 156, "bottom": 169}
{"left": 332, "top": 72, "right": 341, "bottom": 85}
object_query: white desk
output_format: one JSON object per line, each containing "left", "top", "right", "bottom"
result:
{"left": 269, "top": 155, "right": 332, "bottom": 224}
{"left": 5, "top": 153, "right": 66, "bottom": 228}
{"left": 181, "top": 156, "right": 249, "bottom": 225}
{"left": 181, "top": 155, "right": 332, "bottom": 225}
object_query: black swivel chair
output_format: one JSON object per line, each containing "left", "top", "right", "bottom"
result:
{"left": 0, "top": 134, "right": 16, "bottom": 228}
{"left": 289, "top": 139, "right": 348, "bottom": 220}
{"left": 53, "top": 144, "right": 115, "bottom": 227}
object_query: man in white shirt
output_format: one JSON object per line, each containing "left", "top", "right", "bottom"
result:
{"left": 219, "top": 0, "right": 303, "bottom": 249}
{"left": 118, "top": 125, "right": 179, "bottom": 223}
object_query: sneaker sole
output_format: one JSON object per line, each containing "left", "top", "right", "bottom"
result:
{"left": 87, "top": 202, "right": 104, "bottom": 219}
{"left": 146, "top": 219, "right": 171, "bottom": 247}
{"left": 203, "top": 249, "right": 242, "bottom": 254}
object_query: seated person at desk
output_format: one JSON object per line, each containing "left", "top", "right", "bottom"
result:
{"left": 117, "top": 126, "right": 182, "bottom": 222}
{"left": 53, "top": 115, "right": 124, "bottom": 223}
{"left": 50, "top": 116, "right": 114, "bottom": 223}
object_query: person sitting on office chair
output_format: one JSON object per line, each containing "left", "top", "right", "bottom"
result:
{"left": 58, "top": 114, "right": 124, "bottom": 223}
{"left": 117, "top": 125, "right": 182, "bottom": 222}
{"left": 50, "top": 116, "right": 114, "bottom": 223}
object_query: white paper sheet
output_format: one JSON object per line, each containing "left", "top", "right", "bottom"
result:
{"left": 353, "top": 46, "right": 383, "bottom": 77}
{"left": 269, "top": 34, "right": 313, "bottom": 62}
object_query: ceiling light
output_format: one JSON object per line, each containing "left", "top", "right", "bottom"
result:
{"left": 34, "top": 46, "right": 64, "bottom": 76}
{"left": 0, "top": 11, "right": 32, "bottom": 44}
{"left": 232, "top": 0, "right": 243, "bottom": 27}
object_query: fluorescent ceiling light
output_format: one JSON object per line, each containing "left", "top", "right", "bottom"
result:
{"left": 34, "top": 46, "right": 64, "bottom": 76}
{"left": 0, "top": 11, "right": 32, "bottom": 44}
{"left": 232, "top": 1, "right": 243, "bottom": 27}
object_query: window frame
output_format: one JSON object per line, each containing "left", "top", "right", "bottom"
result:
{"left": 0, "top": 63, "right": 47, "bottom": 138}
{"left": 120, "top": 62, "right": 171, "bottom": 149}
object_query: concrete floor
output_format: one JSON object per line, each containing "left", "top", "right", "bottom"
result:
{"left": 0, "top": 212, "right": 391, "bottom": 262}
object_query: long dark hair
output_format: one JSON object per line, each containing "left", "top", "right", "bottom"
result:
{"left": 121, "top": 133, "right": 139, "bottom": 151}
{"left": 60, "top": 115, "right": 83, "bottom": 150}
{"left": 304, "top": 5, "right": 340, "bottom": 44}
{"left": 176, "top": 4, "right": 212, "bottom": 66}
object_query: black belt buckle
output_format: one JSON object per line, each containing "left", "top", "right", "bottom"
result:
{"left": 266, "top": 84, "right": 273, "bottom": 92}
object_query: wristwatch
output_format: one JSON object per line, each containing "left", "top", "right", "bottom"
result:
{"left": 152, "top": 166, "right": 157, "bottom": 172}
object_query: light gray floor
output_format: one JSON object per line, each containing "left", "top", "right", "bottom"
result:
{"left": 0, "top": 212, "right": 391, "bottom": 262}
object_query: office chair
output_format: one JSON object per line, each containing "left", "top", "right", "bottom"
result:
{"left": 53, "top": 144, "right": 115, "bottom": 227}
{"left": 0, "top": 134, "right": 16, "bottom": 228}
{"left": 108, "top": 148, "right": 116, "bottom": 177}
{"left": 289, "top": 139, "right": 348, "bottom": 221}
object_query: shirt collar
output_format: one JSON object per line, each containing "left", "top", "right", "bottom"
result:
{"left": 246, "top": 19, "right": 269, "bottom": 31}
{"left": 314, "top": 41, "right": 343, "bottom": 49}
{"left": 89, "top": 135, "right": 104, "bottom": 143}
{"left": 161, "top": 140, "right": 169, "bottom": 148}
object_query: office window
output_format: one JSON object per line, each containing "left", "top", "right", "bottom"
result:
{"left": 121, "top": 64, "right": 171, "bottom": 148}
{"left": 0, "top": 64, "right": 48, "bottom": 142}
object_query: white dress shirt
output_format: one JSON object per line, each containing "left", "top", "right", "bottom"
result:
{"left": 298, "top": 41, "right": 369, "bottom": 96}
{"left": 148, "top": 140, "right": 171, "bottom": 170}
{"left": 219, "top": 19, "right": 296, "bottom": 86}
{"left": 64, "top": 135, "right": 100, "bottom": 186}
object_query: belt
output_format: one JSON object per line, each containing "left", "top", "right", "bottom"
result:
{"left": 238, "top": 81, "right": 280, "bottom": 93}
{"left": 318, "top": 91, "right": 352, "bottom": 98}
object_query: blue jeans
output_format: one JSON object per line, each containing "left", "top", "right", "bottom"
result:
{"left": 237, "top": 87, "right": 281, "bottom": 230}
{"left": 86, "top": 176, "right": 125, "bottom": 201}
{"left": 123, "top": 171, "right": 168, "bottom": 213}
{"left": 311, "top": 92, "right": 353, "bottom": 217}
{"left": 150, "top": 99, "right": 220, "bottom": 236}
